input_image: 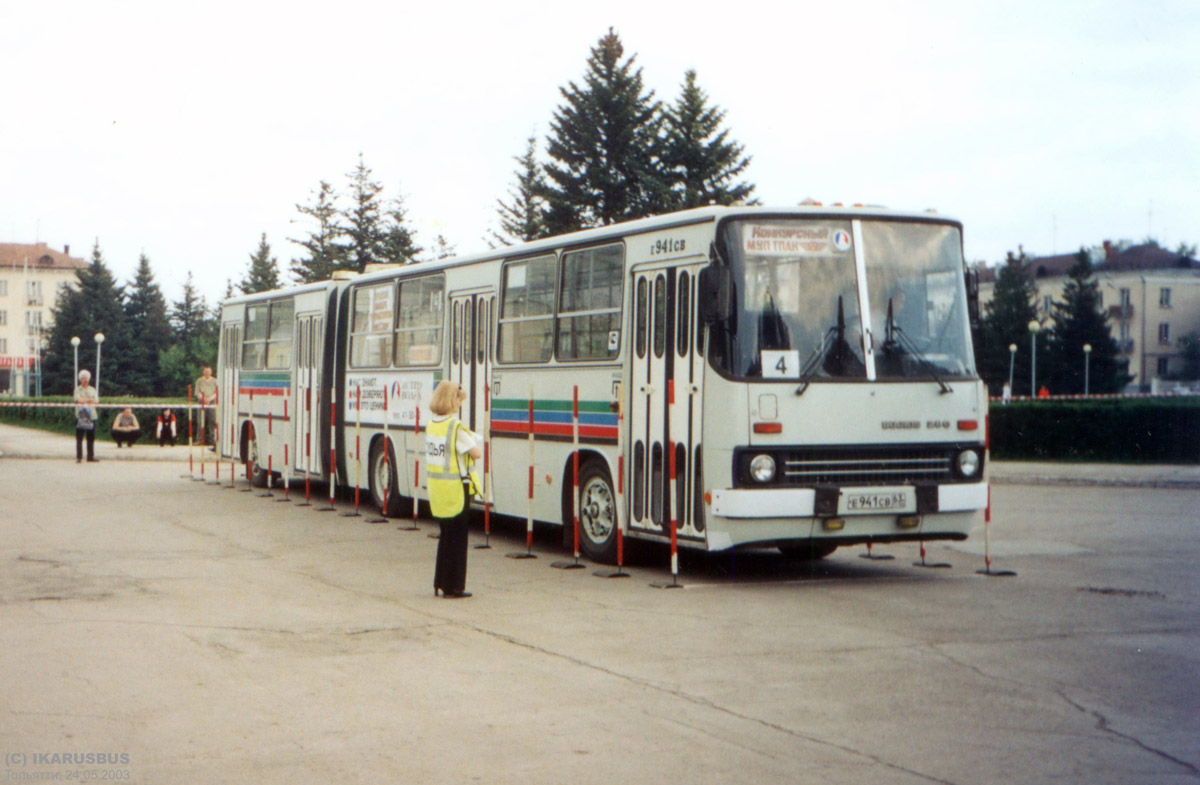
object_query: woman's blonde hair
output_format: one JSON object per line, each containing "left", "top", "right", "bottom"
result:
{"left": 429, "top": 381, "right": 466, "bottom": 416}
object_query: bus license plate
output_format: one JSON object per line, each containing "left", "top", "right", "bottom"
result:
{"left": 840, "top": 489, "right": 915, "bottom": 514}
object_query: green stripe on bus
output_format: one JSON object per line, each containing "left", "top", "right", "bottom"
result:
{"left": 492, "top": 398, "right": 611, "bottom": 413}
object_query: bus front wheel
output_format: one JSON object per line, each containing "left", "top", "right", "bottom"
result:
{"left": 577, "top": 460, "right": 618, "bottom": 564}
{"left": 369, "top": 440, "right": 405, "bottom": 517}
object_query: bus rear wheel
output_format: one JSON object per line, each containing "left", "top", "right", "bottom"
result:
{"left": 577, "top": 460, "right": 618, "bottom": 564}
{"left": 247, "top": 435, "right": 269, "bottom": 488}
{"left": 369, "top": 439, "right": 405, "bottom": 517}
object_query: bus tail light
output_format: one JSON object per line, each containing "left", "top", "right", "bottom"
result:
{"left": 753, "top": 422, "right": 782, "bottom": 434}
{"left": 957, "top": 419, "right": 978, "bottom": 431}
{"left": 897, "top": 515, "right": 920, "bottom": 529}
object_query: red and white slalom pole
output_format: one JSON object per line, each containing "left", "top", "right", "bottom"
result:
{"left": 276, "top": 398, "right": 292, "bottom": 503}
{"left": 410, "top": 404, "right": 421, "bottom": 530}
{"left": 344, "top": 386, "right": 362, "bottom": 517}
{"left": 553, "top": 387, "right": 585, "bottom": 570}
{"left": 318, "top": 389, "right": 337, "bottom": 512}
{"left": 186, "top": 384, "right": 194, "bottom": 478}
{"left": 475, "top": 383, "right": 492, "bottom": 549}
{"left": 508, "top": 390, "right": 537, "bottom": 560}
{"left": 298, "top": 388, "right": 312, "bottom": 506}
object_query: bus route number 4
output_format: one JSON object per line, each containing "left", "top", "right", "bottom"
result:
{"left": 761, "top": 350, "right": 800, "bottom": 379}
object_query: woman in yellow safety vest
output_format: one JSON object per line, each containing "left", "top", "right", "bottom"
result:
{"left": 425, "top": 381, "right": 483, "bottom": 598}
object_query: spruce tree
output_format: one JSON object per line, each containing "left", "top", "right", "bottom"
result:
{"left": 160, "top": 272, "right": 217, "bottom": 396}
{"left": 123, "top": 253, "right": 173, "bottom": 396}
{"left": 343, "top": 154, "right": 387, "bottom": 272}
{"left": 661, "top": 69, "right": 755, "bottom": 209}
{"left": 976, "top": 248, "right": 1041, "bottom": 396}
{"left": 542, "top": 28, "right": 669, "bottom": 234}
{"left": 42, "top": 274, "right": 89, "bottom": 394}
{"left": 290, "top": 180, "right": 345, "bottom": 283}
{"left": 241, "top": 233, "right": 282, "bottom": 294}
{"left": 1045, "top": 249, "right": 1129, "bottom": 394}
{"left": 493, "top": 136, "right": 548, "bottom": 244}
{"left": 380, "top": 192, "right": 423, "bottom": 265}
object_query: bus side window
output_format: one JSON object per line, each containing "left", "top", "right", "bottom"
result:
{"left": 242, "top": 304, "right": 268, "bottom": 370}
{"left": 452, "top": 300, "right": 461, "bottom": 365}
{"left": 349, "top": 284, "right": 394, "bottom": 368}
{"left": 266, "top": 299, "right": 294, "bottom": 369}
{"left": 395, "top": 275, "right": 443, "bottom": 366}
{"left": 498, "top": 255, "right": 556, "bottom": 363}
{"left": 653, "top": 275, "right": 666, "bottom": 359}
{"left": 636, "top": 278, "right": 648, "bottom": 360}
{"left": 557, "top": 243, "right": 623, "bottom": 361}
{"left": 677, "top": 271, "right": 690, "bottom": 357}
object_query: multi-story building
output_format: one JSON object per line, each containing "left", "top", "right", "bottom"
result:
{"left": 0, "top": 242, "right": 87, "bottom": 395}
{"left": 979, "top": 241, "right": 1200, "bottom": 389}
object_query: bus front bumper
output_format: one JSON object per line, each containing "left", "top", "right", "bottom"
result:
{"left": 710, "top": 482, "right": 988, "bottom": 519}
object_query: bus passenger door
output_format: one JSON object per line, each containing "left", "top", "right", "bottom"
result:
{"left": 219, "top": 322, "right": 240, "bottom": 457}
{"left": 449, "top": 290, "right": 493, "bottom": 436}
{"left": 295, "top": 315, "right": 322, "bottom": 475}
{"left": 629, "top": 264, "right": 706, "bottom": 542}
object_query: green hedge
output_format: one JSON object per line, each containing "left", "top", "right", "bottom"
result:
{"left": 990, "top": 397, "right": 1200, "bottom": 463}
{"left": 0, "top": 397, "right": 190, "bottom": 441}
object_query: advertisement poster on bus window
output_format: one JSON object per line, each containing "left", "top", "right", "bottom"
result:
{"left": 742, "top": 224, "right": 852, "bottom": 257}
{"left": 345, "top": 371, "right": 437, "bottom": 428}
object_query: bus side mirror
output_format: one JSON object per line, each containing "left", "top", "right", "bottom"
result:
{"left": 699, "top": 265, "right": 733, "bottom": 323}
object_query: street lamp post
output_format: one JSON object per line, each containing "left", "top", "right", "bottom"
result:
{"left": 1028, "top": 320, "right": 1040, "bottom": 396}
{"left": 1008, "top": 343, "right": 1017, "bottom": 394}
{"left": 94, "top": 333, "right": 105, "bottom": 396}
{"left": 1084, "top": 343, "right": 1092, "bottom": 396}
{"left": 71, "top": 336, "right": 81, "bottom": 387}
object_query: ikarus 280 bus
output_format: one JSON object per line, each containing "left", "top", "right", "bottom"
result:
{"left": 216, "top": 205, "right": 988, "bottom": 564}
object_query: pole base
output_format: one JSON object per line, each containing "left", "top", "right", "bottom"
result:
{"left": 206, "top": 480, "right": 222, "bottom": 486}
{"left": 366, "top": 516, "right": 387, "bottom": 523}
{"left": 859, "top": 553, "right": 895, "bottom": 561}
{"left": 396, "top": 523, "right": 419, "bottom": 531}
{"left": 274, "top": 496, "right": 292, "bottom": 503}
{"left": 550, "top": 560, "right": 586, "bottom": 570}
{"left": 914, "top": 561, "right": 952, "bottom": 569}
{"left": 315, "top": 505, "right": 336, "bottom": 512}
{"left": 649, "top": 579, "right": 683, "bottom": 589}
{"left": 976, "top": 567, "right": 1018, "bottom": 577}
{"left": 594, "top": 568, "right": 630, "bottom": 579}
{"left": 294, "top": 501, "right": 312, "bottom": 507}
{"left": 473, "top": 543, "right": 492, "bottom": 550}
{"left": 506, "top": 552, "right": 537, "bottom": 560}
{"left": 257, "top": 492, "right": 274, "bottom": 498}
{"left": 341, "top": 511, "right": 361, "bottom": 517}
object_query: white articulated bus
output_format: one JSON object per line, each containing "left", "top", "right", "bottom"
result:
{"left": 216, "top": 205, "right": 989, "bottom": 563}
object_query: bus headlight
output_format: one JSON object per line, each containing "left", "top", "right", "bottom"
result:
{"left": 956, "top": 449, "right": 981, "bottom": 478}
{"left": 750, "top": 454, "right": 776, "bottom": 483}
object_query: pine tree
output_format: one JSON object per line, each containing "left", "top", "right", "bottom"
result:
{"left": 661, "top": 69, "right": 755, "bottom": 209}
{"left": 1045, "top": 249, "right": 1130, "bottom": 394}
{"left": 343, "top": 154, "right": 387, "bottom": 273}
{"left": 542, "top": 28, "right": 670, "bottom": 234}
{"left": 123, "top": 253, "right": 172, "bottom": 396}
{"left": 493, "top": 136, "right": 548, "bottom": 244}
{"left": 975, "top": 247, "right": 1042, "bottom": 396}
{"left": 430, "top": 235, "right": 457, "bottom": 260}
{"left": 289, "top": 180, "right": 345, "bottom": 283}
{"left": 241, "top": 233, "right": 282, "bottom": 294}
{"left": 160, "top": 272, "right": 217, "bottom": 396}
{"left": 379, "top": 192, "right": 423, "bottom": 265}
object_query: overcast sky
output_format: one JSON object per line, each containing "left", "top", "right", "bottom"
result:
{"left": 2, "top": 1, "right": 1197, "bottom": 305}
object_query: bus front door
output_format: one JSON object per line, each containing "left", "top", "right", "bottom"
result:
{"left": 629, "top": 264, "right": 706, "bottom": 544}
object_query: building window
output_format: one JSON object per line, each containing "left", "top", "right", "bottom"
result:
{"left": 25, "top": 311, "right": 43, "bottom": 327}
{"left": 1119, "top": 287, "right": 1131, "bottom": 307}
{"left": 0, "top": 279, "right": 7, "bottom": 296}
{"left": 0, "top": 310, "right": 6, "bottom": 326}
{"left": 0, "top": 338, "right": 6, "bottom": 354}
{"left": 1159, "top": 323, "right": 1170, "bottom": 344}
{"left": 26, "top": 280, "right": 42, "bottom": 306}
{"left": 1119, "top": 322, "right": 1131, "bottom": 342}
{"left": 1042, "top": 295, "right": 1053, "bottom": 316}
{"left": 1160, "top": 287, "right": 1171, "bottom": 308}
{"left": 1157, "top": 357, "right": 1170, "bottom": 377}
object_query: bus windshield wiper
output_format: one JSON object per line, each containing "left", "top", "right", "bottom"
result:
{"left": 887, "top": 300, "right": 953, "bottom": 394}
{"left": 795, "top": 296, "right": 845, "bottom": 396}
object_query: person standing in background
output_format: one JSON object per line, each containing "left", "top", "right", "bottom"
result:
{"left": 74, "top": 370, "right": 99, "bottom": 463}
{"left": 195, "top": 366, "right": 218, "bottom": 449}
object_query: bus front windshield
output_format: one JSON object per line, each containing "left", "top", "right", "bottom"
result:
{"left": 713, "top": 217, "right": 975, "bottom": 382}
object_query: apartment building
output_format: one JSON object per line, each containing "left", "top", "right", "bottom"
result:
{"left": 0, "top": 242, "right": 87, "bottom": 395}
{"left": 979, "top": 242, "right": 1200, "bottom": 388}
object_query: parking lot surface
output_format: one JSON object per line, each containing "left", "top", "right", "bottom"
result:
{"left": 2, "top": 425, "right": 1198, "bottom": 783}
